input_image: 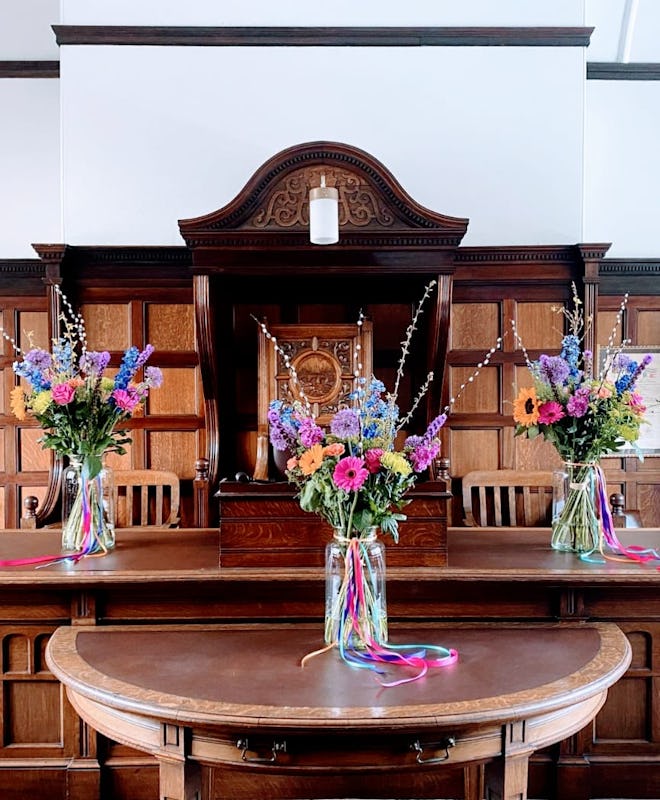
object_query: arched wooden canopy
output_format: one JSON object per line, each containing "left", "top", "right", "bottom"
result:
{"left": 179, "top": 140, "right": 468, "bottom": 251}
{"left": 178, "top": 141, "right": 469, "bottom": 487}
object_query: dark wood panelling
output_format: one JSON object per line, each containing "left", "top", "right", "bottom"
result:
{"left": 52, "top": 25, "right": 594, "bottom": 47}
{"left": 0, "top": 528, "right": 656, "bottom": 799}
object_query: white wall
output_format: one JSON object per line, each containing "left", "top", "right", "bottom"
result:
{"left": 3, "top": 0, "right": 660, "bottom": 259}
{"left": 61, "top": 0, "right": 583, "bottom": 27}
{"left": 60, "top": 44, "right": 585, "bottom": 247}
{"left": 585, "top": 80, "right": 660, "bottom": 257}
{"left": 0, "top": 80, "right": 61, "bottom": 256}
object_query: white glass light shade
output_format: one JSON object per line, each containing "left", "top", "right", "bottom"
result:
{"left": 309, "top": 179, "right": 339, "bottom": 245}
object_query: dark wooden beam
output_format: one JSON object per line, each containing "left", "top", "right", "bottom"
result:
{"left": 0, "top": 61, "right": 59, "bottom": 78}
{"left": 52, "top": 25, "right": 594, "bottom": 48}
{"left": 587, "top": 62, "right": 660, "bottom": 80}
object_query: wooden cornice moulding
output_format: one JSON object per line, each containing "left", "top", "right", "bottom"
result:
{"left": 32, "top": 243, "right": 192, "bottom": 283}
{"left": 599, "top": 258, "right": 660, "bottom": 295}
{"left": 456, "top": 245, "right": 582, "bottom": 266}
{"left": 179, "top": 140, "right": 469, "bottom": 252}
{"left": 0, "top": 60, "right": 59, "bottom": 78}
{"left": 0, "top": 259, "right": 50, "bottom": 294}
{"left": 0, "top": 258, "right": 47, "bottom": 275}
{"left": 52, "top": 25, "right": 594, "bottom": 48}
{"left": 60, "top": 245, "right": 191, "bottom": 265}
{"left": 588, "top": 62, "right": 660, "bottom": 80}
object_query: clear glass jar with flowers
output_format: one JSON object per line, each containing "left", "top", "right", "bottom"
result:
{"left": 8, "top": 287, "right": 163, "bottom": 556}
{"left": 258, "top": 282, "right": 497, "bottom": 682}
{"left": 512, "top": 286, "right": 652, "bottom": 557}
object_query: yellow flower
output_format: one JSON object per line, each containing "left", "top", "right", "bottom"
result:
{"left": 380, "top": 451, "right": 412, "bottom": 476}
{"left": 298, "top": 443, "right": 324, "bottom": 476}
{"left": 30, "top": 390, "right": 53, "bottom": 415}
{"left": 10, "top": 386, "right": 27, "bottom": 420}
{"left": 101, "top": 377, "right": 114, "bottom": 392}
{"left": 513, "top": 387, "right": 540, "bottom": 426}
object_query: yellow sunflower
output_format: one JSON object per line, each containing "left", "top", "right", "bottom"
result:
{"left": 298, "top": 443, "right": 324, "bottom": 476}
{"left": 513, "top": 387, "right": 540, "bottom": 426}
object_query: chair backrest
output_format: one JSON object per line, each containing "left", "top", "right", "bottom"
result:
{"left": 113, "top": 470, "right": 180, "bottom": 528}
{"left": 462, "top": 470, "right": 554, "bottom": 527}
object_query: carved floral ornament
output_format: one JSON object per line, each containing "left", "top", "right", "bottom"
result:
{"left": 250, "top": 166, "right": 395, "bottom": 230}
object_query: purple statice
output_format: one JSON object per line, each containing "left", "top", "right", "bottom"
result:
{"left": 135, "top": 344, "right": 155, "bottom": 371}
{"left": 79, "top": 350, "right": 111, "bottom": 376}
{"left": 330, "top": 408, "right": 361, "bottom": 439}
{"left": 628, "top": 353, "right": 653, "bottom": 389}
{"left": 560, "top": 334, "right": 581, "bottom": 379}
{"left": 114, "top": 346, "right": 140, "bottom": 390}
{"left": 613, "top": 353, "right": 633, "bottom": 371}
{"left": 423, "top": 413, "right": 447, "bottom": 442}
{"left": 144, "top": 365, "right": 163, "bottom": 388}
{"left": 537, "top": 354, "right": 570, "bottom": 387}
{"left": 566, "top": 386, "right": 591, "bottom": 418}
{"left": 408, "top": 439, "right": 441, "bottom": 472}
{"left": 267, "top": 401, "right": 298, "bottom": 451}
{"left": 298, "top": 416, "right": 324, "bottom": 448}
{"left": 13, "top": 349, "right": 52, "bottom": 391}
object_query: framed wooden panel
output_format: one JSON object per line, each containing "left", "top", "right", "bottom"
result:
{"left": 81, "top": 303, "right": 130, "bottom": 350}
{"left": 449, "top": 365, "right": 499, "bottom": 414}
{"left": 451, "top": 302, "right": 500, "bottom": 349}
{"left": 449, "top": 429, "right": 501, "bottom": 475}
{"left": 16, "top": 311, "right": 48, "bottom": 350}
{"left": 146, "top": 303, "right": 195, "bottom": 351}
{"left": 515, "top": 302, "right": 565, "bottom": 350}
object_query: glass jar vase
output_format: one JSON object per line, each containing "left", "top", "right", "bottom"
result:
{"left": 61, "top": 455, "right": 115, "bottom": 553}
{"left": 325, "top": 528, "right": 387, "bottom": 648}
{"left": 551, "top": 462, "right": 600, "bottom": 554}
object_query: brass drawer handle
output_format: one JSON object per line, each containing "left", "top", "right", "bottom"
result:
{"left": 410, "top": 736, "right": 456, "bottom": 764}
{"left": 237, "top": 738, "right": 287, "bottom": 763}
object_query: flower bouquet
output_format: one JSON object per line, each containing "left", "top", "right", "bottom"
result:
{"left": 258, "top": 283, "right": 499, "bottom": 683}
{"left": 7, "top": 288, "right": 162, "bottom": 559}
{"left": 512, "top": 287, "right": 653, "bottom": 560}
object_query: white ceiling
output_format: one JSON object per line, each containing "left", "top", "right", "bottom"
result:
{"left": 0, "top": 0, "right": 657, "bottom": 62}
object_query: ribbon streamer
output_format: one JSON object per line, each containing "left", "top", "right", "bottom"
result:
{"left": 0, "top": 473, "right": 111, "bottom": 569}
{"left": 305, "top": 538, "right": 458, "bottom": 687}
{"left": 579, "top": 465, "right": 660, "bottom": 567}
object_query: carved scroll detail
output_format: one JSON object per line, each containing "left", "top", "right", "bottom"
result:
{"left": 251, "top": 166, "right": 394, "bottom": 229}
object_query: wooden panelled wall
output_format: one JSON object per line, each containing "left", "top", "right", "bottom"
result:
{"left": 0, "top": 251, "right": 658, "bottom": 530}
{"left": 0, "top": 249, "right": 206, "bottom": 528}
{"left": 447, "top": 254, "right": 660, "bottom": 526}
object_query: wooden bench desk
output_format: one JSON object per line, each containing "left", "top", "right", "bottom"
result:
{"left": 46, "top": 622, "right": 630, "bottom": 800}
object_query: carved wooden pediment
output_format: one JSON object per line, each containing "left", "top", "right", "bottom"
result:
{"left": 179, "top": 141, "right": 468, "bottom": 248}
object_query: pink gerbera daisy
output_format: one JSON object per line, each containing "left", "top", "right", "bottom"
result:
{"left": 333, "top": 456, "right": 369, "bottom": 491}
{"left": 537, "top": 401, "right": 565, "bottom": 425}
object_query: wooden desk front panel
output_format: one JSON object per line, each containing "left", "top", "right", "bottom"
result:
{"left": 0, "top": 528, "right": 658, "bottom": 799}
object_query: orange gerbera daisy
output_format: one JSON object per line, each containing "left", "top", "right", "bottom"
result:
{"left": 298, "top": 443, "right": 325, "bottom": 475}
{"left": 513, "top": 387, "right": 540, "bottom": 426}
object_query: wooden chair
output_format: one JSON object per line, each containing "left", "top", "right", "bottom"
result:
{"left": 113, "top": 470, "right": 180, "bottom": 528}
{"left": 462, "top": 470, "right": 555, "bottom": 527}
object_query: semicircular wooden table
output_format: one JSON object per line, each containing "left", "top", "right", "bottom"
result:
{"left": 46, "top": 622, "right": 631, "bottom": 800}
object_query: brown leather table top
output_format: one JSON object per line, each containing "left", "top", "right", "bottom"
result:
{"left": 47, "top": 622, "right": 630, "bottom": 728}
